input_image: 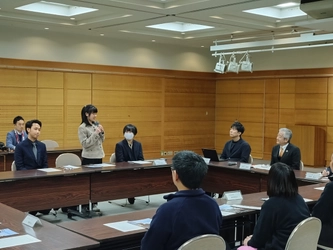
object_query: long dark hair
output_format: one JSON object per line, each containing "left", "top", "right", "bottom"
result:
{"left": 81, "top": 104, "right": 98, "bottom": 126}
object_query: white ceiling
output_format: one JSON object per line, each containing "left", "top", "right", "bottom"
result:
{"left": 0, "top": 0, "right": 332, "bottom": 51}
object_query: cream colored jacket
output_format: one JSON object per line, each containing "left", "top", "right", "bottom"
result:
{"left": 78, "top": 123, "right": 105, "bottom": 159}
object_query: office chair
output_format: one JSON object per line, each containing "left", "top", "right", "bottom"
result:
{"left": 248, "top": 154, "right": 253, "bottom": 164}
{"left": 285, "top": 217, "right": 321, "bottom": 250}
{"left": 110, "top": 153, "right": 116, "bottom": 163}
{"left": 11, "top": 161, "right": 16, "bottom": 171}
{"left": 55, "top": 153, "right": 102, "bottom": 219}
{"left": 300, "top": 160, "right": 304, "bottom": 171}
{"left": 178, "top": 234, "right": 226, "bottom": 250}
{"left": 41, "top": 140, "right": 59, "bottom": 149}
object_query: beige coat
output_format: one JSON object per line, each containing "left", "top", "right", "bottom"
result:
{"left": 78, "top": 123, "right": 105, "bottom": 159}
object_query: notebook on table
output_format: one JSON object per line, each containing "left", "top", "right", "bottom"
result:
{"left": 202, "top": 148, "right": 224, "bottom": 162}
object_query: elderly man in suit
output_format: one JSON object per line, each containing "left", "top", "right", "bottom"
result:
{"left": 270, "top": 128, "right": 301, "bottom": 170}
{"left": 115, "top": 124, "right": 144, "bottom": 204}
{"left": 14, "top": 119, "right": 47, "bottom": 170}
{"left": 6, "top": 116, "right": 28, "bottom": 151}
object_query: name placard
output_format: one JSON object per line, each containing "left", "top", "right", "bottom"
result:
{"left": 153, "top": 159, "right": 167, "bottom": 166}
{"left": 202, "top": 157, "right": 210, "bottom": 164}
{"left": 305, "top": 172, "right": 322, "bottom": 180}
{"left": 239, "top": 163, "right": 252, "bottom": 170}
{"left": 222, "top": 190, "right": 243, "bottom": 201}
{"left": 22, "top": 214, "right": 42, "bottom": 228}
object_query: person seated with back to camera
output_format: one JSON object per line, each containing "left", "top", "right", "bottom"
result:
{"left": 220, "top": 121, "right": 251, "bottom": 163}
{"left": 238, "top": 162, "right": 310, "bottom": 250}
{"left": 141, "top": 150, "right": 223, "bottom": 250}
{"left": 115, "top": 124, "right": 144, "bottom": 205}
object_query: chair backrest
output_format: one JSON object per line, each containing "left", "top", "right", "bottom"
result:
{"left": 41, "top": 140, "right": 59, "bottom": 149}
{"left": 11, "top": 161, "right": 16, "bottom": 171}
{"left": 285, "top": 217, "right": 321, "bottom": 250}
{"left": 178, "top": 234, "right": 226, "bottom": 250}
{"left": 110, "top": 153, "right": 116, "bottom": 163}
{"left": 55, "top": 153, "right": 81, "bottom": 167}
{"left": 318, "top": 244, "right": 333, "bottom": 250}
{"left": 300, "top": 160, "right": 304, "bottom": 170}
{"left": 248, "top": 154, "right": 253, "bottom": 164}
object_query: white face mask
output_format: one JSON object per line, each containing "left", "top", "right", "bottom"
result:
{"left": 124, "top": 132, "right": 134, "bottom": 140}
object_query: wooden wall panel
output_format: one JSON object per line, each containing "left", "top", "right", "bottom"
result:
{"left": 216, "top": 94, "right": 238, "bottom": 108}
{"left": 0, "top": 88, "right": 36, "bottom": 106}
{"left": 165, "top": 107, "right": 214, "bottom": 122}
{"left": 38, "top": 89, "right": 63, "bottom": 106}
{"left": 279, "top": 109, "right": 295, "bottom": 124}
{"left": 165, "top": 79, "right": 215, "bottom": 94}
{"left": 265, "top": 94, "right": 279, "bottom": 109}
{"left": 164, "top": 121, "right": 214, "bottom": 136}
{"left": 238, "top": 108, "right": 263, "bottom": 122}
{"left": 265, "top": 79, "right": 279, "bottom": 93}
{"left": 295, "top": 110, "right": 327, "bottom": 126}
{"left": 279, "top": 94, "right": 295, "bottom": 109}
{"left": 165, "top": 93, "right": 215, "bottom": 107}
{"left": 265, "top": 109, "right": 279, "bottom": 123}
{"left": 327, "top": 143, "right": 333, "bottom": 165}
{"left": 327, "top": 127, "right": 333, "bottom": 143}
{"left": 0, "top": 69, "right": 36, "bottom": 87}
{"left": 295, "top": 94, "right": 327, "bottom": 110}
{"left": 264, "top": 124, "right": 279, "bottom": 138}
{"left": 65, "top": 73, "right": 91, "bottom": 89}
{"left": 215, "top": 108, "right": 238, "bottom": 121}
{"left": 239, "top": 80, "right": 265, "bottom": 93}
{"left": 328, "top": 94, "right": 333, "bottom": 110}
{"left": 38, "top": 71, "right": 63, "bottom": 88}
{"left": 215, "top": 121, "right": 233, "bottom": 135}
{"left": 295, "top": 78, "right": 327, "bottom": 93}
{"left": 280, "top": 79, "right": 295, "bottom": 93}
{"left": 216, "top": 80, "right": 239, "bottom": 93}
{"left": 239, "top": 94, "right": 264, "bottom": 108}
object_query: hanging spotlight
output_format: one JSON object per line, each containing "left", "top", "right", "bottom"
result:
{"left": 226, "top": 53, "right": 239, "bottom": 73}
{"left": 214, "top": 54, "right": 227, "bottom": 73}
{"left": 239, "top": 52, "right": 253, "bottom": 73}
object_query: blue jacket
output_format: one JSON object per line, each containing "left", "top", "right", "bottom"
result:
{"left": 115, "top": 139, "right": 144, "bottom": 162}
{"left": 141, "top": 189, "right": 223, "bottom": 250}
{"left": 6, "top": 130, "right": 28, "bottom": 150}
{"left": 14, "top": 138, "right": 48, "bottom": 170}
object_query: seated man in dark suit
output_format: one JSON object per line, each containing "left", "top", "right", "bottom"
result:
{"left": 220, "top": 121, "right": 251, "bottom": 163}
{"left": 6, "top": 116, "right": 28, "bottom": 151}
{"left": 270, "top": 128, "right": 301, "bottom": 170}
{"left": 14, "top": 119, "right": 50, "bottom": 215}
{"left": 115, "top": 124, "right": 144, "bottom": 204}
{"left": 141, "top": 151, "right": 223, "bottom": 250}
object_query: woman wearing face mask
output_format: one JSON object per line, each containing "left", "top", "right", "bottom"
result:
{"left": 115, "top": 124, "right": 144, "bottom": 204}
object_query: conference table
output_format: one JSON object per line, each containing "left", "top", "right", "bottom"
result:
{"left": 0, "top": 202, "right": 99, "bottom": 249}
{"left": 58, "top": 183, "right": 327, "bottom": 250}
{"left": 0, "top": 160, "right": 326, "bottom": 212}
{"left": 0, "top": 147, "right": 82, "bottom": 171}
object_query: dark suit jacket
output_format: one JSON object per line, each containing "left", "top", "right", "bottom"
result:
{"left": 312, "top": 181, "right": 333, "bottom": 247}
{"left": 270, "top": 143, "right": 301, "bottom": 170}
{"left": 115, "top": 139, "right": 144, "bottom": 162}
{"left": 6, "top": 130, "right": 28, "bottom": 150}
{"left": 14, "top": 139, "right": 48, "bottom": 170}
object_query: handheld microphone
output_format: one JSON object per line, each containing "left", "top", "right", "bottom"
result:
{"left": 94, "top": 121, "right": 104, "bottom": 135}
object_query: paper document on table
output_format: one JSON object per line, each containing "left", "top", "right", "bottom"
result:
{"left": 231, "top": 205, "right": 261, "bottom": 210}
{"left": 303, "top": 198, "right": 313, "bottom": 202}
{"left": 61, "top": 165, "right": 81, "bottom": 170}
{"left": 38, "top": 168, "right": 62, "bottom": 172}
{"left": 305, "top": 172, "right": 322, "bottom": 180}
{"left": 128, "top": 218, "right": 152, "bottom": 229}
{"left": 0, "top": 228, "right": 18, "bottom": 237}
{"left": 85, "top": 163, "right": 115, "bottom": 168}
{"left": 221, "top": 211, "right": 236, "bottom": 216}
{"left": 129, "top": 161, "right": 152, "bottom": 164}
{"left": 0, "top": 234, "right": 40, "bottom": 248}
{"left": 252, "top": 164, "right": 271, "bottom": 170}
{"left": 315, "top": 186, "right": 325, "bottom": 190}
{"left": 104, "top": 221, "right": 145, "bottom": 232}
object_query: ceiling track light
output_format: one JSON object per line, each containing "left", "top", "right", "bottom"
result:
{"left": 213, "top": 52, "right": 253, "bottom": 74}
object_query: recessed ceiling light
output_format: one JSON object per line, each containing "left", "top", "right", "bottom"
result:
{"left": 147, "top": 22, "right": 214, "bottom": 32}
{"left": 152, "top": 40, "right": 156, "bottom": 42}
{"left": 44, "top": 27, "right": 49, "bottom": 30}
{"left": 100, "top": 33, "right": 104, "bottom": 36}
{"left": 276, "top": 2, "right": 299, "bottom": 8}
{"left": 70, "top": 17, "right": 75, "bottom": 20}
{"left": 201, "top": 45, "right": 205, "bottom": 47}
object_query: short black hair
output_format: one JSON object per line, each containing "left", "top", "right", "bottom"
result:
{"left": 25, "top": 119, "right": 42, "bottom": 133}
{"left": 123, "top": 124, "right": 137, "bottom": 135}
{"left": 81, "top": 104, "right": 98, "bottom": 126}
{"left": 267, "top": 162, "right": 298, "bottom": 198}
{"left": 231, "top": 121, "right": 245, "bottom": 135}
{"left": 13, "top": 116, "right": 24, "bottom": 124}
{"left": 171, "top": 150, "right": 208, "bottom": 189}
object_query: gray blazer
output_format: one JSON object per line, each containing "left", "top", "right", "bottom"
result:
{"left": 78, "top": 123, "right": 105, "bottom": 159}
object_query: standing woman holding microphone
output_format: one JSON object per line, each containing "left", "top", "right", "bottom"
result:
{"left": 78, "top": 104, "right": 105, "bottom": 165}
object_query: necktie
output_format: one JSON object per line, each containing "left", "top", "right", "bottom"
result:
{"left": 32, "top": 142, "right": 37, "bottom": 160}
{"left": 279, "top": 147, "right": 284, "bottom": 157}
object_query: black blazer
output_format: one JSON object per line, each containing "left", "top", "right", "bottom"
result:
{"left": 115, "top": 139, "right": 144, "bottom": 162}
{"left": 270, "top": 143, "right": 301, "bottom": 170}
{"left": 312, "top": 181, "right": 333, "bottom": 247}
{"left": 14, "top": 139, "right": 48, "bottom": 170}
